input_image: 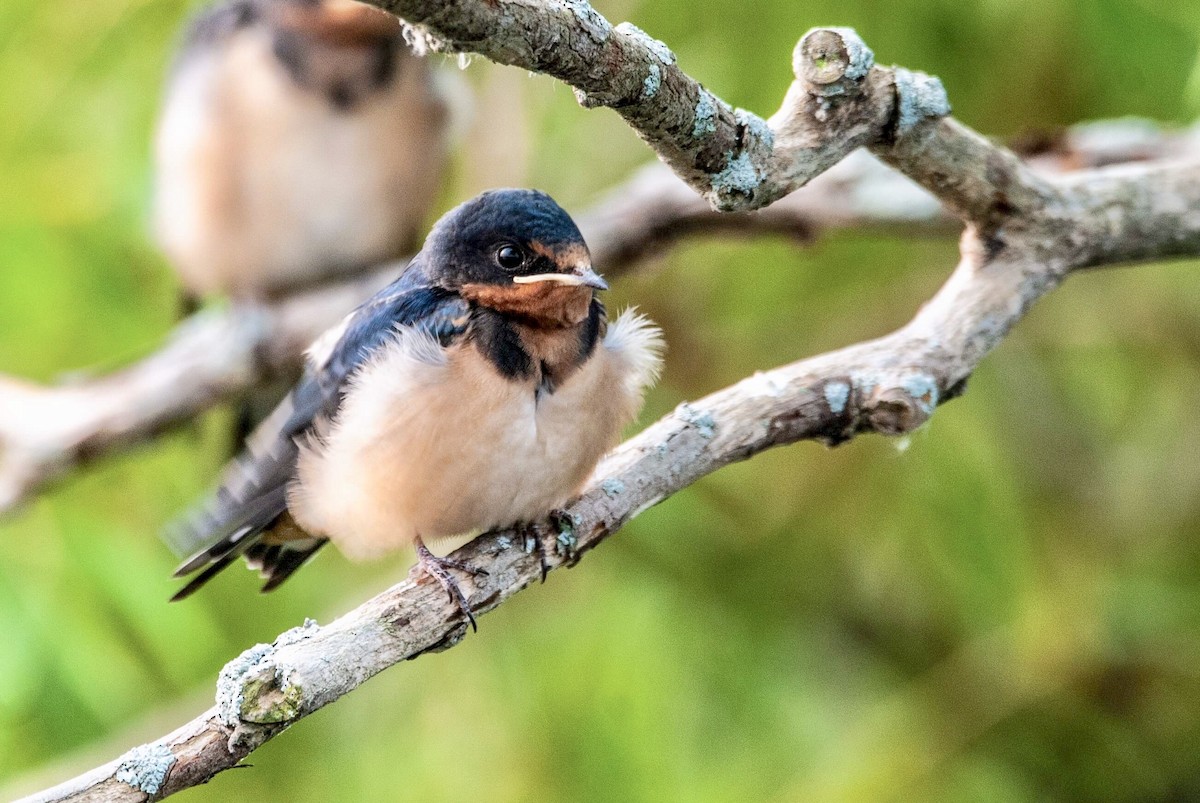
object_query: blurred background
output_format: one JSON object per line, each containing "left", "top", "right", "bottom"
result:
{"left": 2, "top": 0, "right": 1200, "bottom": 800}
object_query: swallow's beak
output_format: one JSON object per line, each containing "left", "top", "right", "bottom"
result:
{"left": 512, "top": 263, "right": 609, "bottom": 291}
{"left": 574, "top": 265, "right": 608, "bottom": 290}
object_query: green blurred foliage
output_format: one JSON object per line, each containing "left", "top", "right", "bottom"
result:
{"left": 2, "top": 0, "right": 1200, "bottom": 800}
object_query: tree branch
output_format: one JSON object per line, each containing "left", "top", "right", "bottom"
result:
{"left": 2, "top": 3, "right": 1192, "bottom": 517}
{"left": 386, "top": 4, "right": 941, "bottom": 211}
{"left": 17, "top": 11, "right": 1200, "bottom": 800}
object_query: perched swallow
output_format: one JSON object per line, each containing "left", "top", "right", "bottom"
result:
{"left": 154, "top": 0, "right": 451, "bottom": 300}
{"left": 168, "top": 189, "right": 664, "bottom": 627}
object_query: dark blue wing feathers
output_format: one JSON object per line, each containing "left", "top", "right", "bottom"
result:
{"left": 281, "top": 278, "right": 466, "bottom": 437}
{"left": 168, "top": 270, "right": 470, "bottom": 597}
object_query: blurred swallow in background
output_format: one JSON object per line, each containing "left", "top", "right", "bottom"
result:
{"left": 168, "top": 189, "right": 664, "bottom": 628}
{"left": 154, "top": 0, "right": 452, "bottom": 301}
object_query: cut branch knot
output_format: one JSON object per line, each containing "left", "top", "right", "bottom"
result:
{"left": 796, "top": 27, "right": 874, "bottom": 97}
{"left": 864, "top": 375, "right": 940, "bottom": 435}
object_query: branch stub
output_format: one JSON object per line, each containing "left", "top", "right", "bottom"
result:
{"left": 796, "top": 27, "right": 874, "bottom": 97}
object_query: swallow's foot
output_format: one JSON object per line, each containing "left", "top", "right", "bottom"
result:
{"left": 414, "top": 536, "right": 488, "bottom": 632}
{"left": 518, "top": 509, "right": 579, "bottom": 581}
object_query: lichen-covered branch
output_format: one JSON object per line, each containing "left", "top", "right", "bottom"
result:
{"left": 0, "top": 152, "right": 946, "bottom": 517}
{"left": 2, "top": 0, "right": 1194, "bottom": 516}
{"left": 378, "top": 2, "right": 951, "bottom": 211}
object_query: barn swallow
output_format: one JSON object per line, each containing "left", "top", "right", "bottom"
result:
{"left": 168, "top": 189, "right": 664, "bottom": 629}
{"left": 154, "top": 0, "right": 451, "bottom": 301}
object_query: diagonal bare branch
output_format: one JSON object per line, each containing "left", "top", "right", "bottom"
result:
{"left": 0, "top": 265, "right": 399, "bottom": 514}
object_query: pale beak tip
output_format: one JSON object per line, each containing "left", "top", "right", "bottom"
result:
{"left": 577, "top": 265, "right": 608, "bottom": 291}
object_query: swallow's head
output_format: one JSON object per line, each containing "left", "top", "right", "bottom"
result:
{"left": 425, "top": 189, "right": 607, "bottom": 326}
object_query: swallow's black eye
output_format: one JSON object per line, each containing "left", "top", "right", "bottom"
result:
{"left": 495, "top": 244, "right": 524, "bottom": 270}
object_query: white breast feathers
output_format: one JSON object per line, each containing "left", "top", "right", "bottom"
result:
{"left": 289, "top": 310, "right": 663, "bottom": 558}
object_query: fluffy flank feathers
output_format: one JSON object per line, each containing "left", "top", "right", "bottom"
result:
{"left": 604, "top": 308, "right": 665, "bottom": 396}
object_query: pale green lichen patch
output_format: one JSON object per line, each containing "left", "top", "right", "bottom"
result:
{"left": 216, "top": 642, "right": 274, "bottom": 726}
{"left": 557, "top": 0, "right": 612, "bottom": 41}
{"left": 642, "top": 63, "right": 661, "bottom": 98}
{"left": 216, "top": 620, "right": 320, "bottom": 726}
{"left": 114, "top": 743, "right": 176, "bottom": 796}
{"left": 709, "top": 150, "right": 761, "bottom": 207}
{"left": 693, "top": 90, "right": 718, "bottom": 138}
{"left": 824, "top": 381, "right": 851, "bottom": 414}
{"left": 852, "top": 372, "right": 879, "bottom": 399}
{"left": 555, "top": 529, "right": 578, "bottom": 557}
{"left": 901, "top": 374, "right": 940, "bottom": 414}
{"left": 275, "top": 618, "right": 320, "bottom": 648}
{"left": 834, "top": 28, "right": 874, "bottom": 80}
{"left": 677, "top": 402, "right": 717, "bottom": 438}
{"left": 548, "top": 512, "right": 578, "bottom": 557}
{"left": 615, "top": 21, "right": 675, "bottom": 64}
{"left": 240, "top": 670, "right": 304, "bottom": 724}
{"left": 601, "top": 478, "right": 626, "bottom": 497}
{"left": 894, "top": 68, "right": 950, "bottom": 136}
{"left": 274, "top": 682, "right": 305, "bottom": 722}
{"left": 735, "top": 109, "right": 774, "bottom": 149}
{"left": 557, "top": 511, "right": 580, "bottom": 536}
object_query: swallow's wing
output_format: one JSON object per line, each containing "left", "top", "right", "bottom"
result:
{"left": 167, "top": 274, "right": 470, "bottom": 598}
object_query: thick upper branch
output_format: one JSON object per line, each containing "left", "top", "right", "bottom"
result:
{"left": 376, "top": 4, "right": 951, "bottom": 210}
{"left": 877, "top": 117, "right": 1058, "bottom": 231}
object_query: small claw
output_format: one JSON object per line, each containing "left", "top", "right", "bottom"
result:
{"left": 548, "top": 509, "right": 579, "bottom": 566}
{"left": 519, "top": 522, "right": 550, "bottom": 582}
{"left": 414, "top": 536, "right": 483, "bottom": 632}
